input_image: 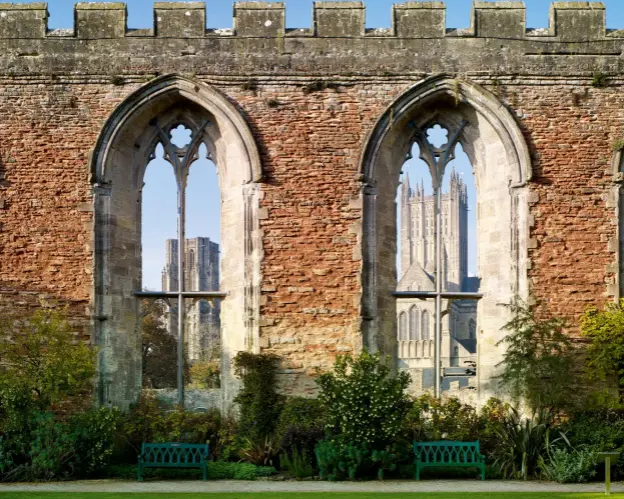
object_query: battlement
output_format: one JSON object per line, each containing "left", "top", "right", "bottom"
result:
{"left": 0, "top": 1, "right": 614, "bottom": 40}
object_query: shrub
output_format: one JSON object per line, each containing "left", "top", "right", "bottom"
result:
{"left": 233, "top": 352, "right": 284, "bottom": 443}
{"left": 581, "top": 299, "right": 624, "bottom": 390}
{"left": 119, "top": 395, "right": 232, "bottom": 461}
{"left": 188, "top": 360, "right": 220, "bottom": 389}
{"left": 276, "top": 397, "right": 325, "bottom": 459}
{"left": 490, "top": 407, "right": 559, "bottom": 480}
{"left": 1, "top": 408, "right": 119, "bottom": 482}
{"left": 496, "top": 298, "right": 578, "bottom": 412}
{"left": 404, "top": 394, "right": 481, "bottom": 442}
{"left": 281, "top": 447, "right": 315, "bottom": 480}
{"left": 561, "top": 409, "right": 624, "bottom": 479}
{"left": 540, "top": 447, "right": 598, "bottom": 483}
{"left": 317, "top": 351, "right": 410, "bottom": 447}
{"left": 315, "top": 438, "right": 402, "bottom": 481}
{"left": 0, "top": 306, "right": 96, "bottom": 415}
{"left": 315, "top": 439, "right": 369, "bottom": 481}
{"left": 106, "top": 461, "right": 276, "bottom": 480}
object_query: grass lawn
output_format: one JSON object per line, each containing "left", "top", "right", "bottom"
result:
{"left": 0, "top": 494, "right": 621, "bottom": 499}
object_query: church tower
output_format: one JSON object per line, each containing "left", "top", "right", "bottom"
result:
{"left": 400, "top": 171, "right": 468, "bottom": 291}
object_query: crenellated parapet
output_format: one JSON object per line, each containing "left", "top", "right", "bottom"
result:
{"left": 0, "top": 1, "right": 614, "bottom": 40}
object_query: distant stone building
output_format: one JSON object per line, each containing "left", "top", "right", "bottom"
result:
{"left": 162, "top": 237, "right": 220, "bottom": 362}
{"left": 397, "top": 170, "right": 478, "bottom": 393}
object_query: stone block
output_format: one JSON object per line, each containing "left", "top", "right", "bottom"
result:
{"left": 154, "top": 2, "right": 205, "bottom": 38}
{"left": 392, "top": 2, "right": 445, "bottom": 38}
{"left": 75, "top": 3, "right": 126, "bottom": 39}
{"left": 234, "top": 3, "right": 284, "bottom": 38}
{"left": 550, "top": 2, "right": 606, "bottom": 41}
{"left": 313, "top": 2, "right": 364, "bottom": 38}
{"left": 473, "top": 2, "right": 525, "bottom": 39}
{"left": 0, "top": 3, "right": 47, "bottom": 39}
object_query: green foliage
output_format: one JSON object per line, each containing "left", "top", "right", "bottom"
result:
{"left": 141, "top": 299, "right": 182, "bottom": 389}
{"left": 240, "top": 435, "right": 279, "bottom": 467}
{"left": 233, "top": 352, "right": 284, "bottom": 443}
{"left": 490, "top": 407, "right": 559, "bottom": 480}
{"left": 188, "top": 360, "right": 220, "bottom": 389}
{"left": 561, "top": 409, "right": 624, "bottom": 479}
{"left": 404, "top": 393, "right": 481, "bottom": 442}
{"left": 315, "top": 439, "right": 369, "bottom": 481}
{"left": 581, "top": 299, "right": 624, "bottom": 388}
{"left": 315, "top": 438, "right": 402, "bottom": 481}
{"left": 119, "top": 395, "right": 234, "bottom": 461}
{"left": 106, "top": 461, "right": 276, "bottom": 480}
{"left": 276, "top": 397, "right": 325, "bottom": 459}
{"left": 0, "top": 306, "right": 96, "bottom": 416}
{"left": 281, "top": 446, "right": 315, "bottom": 480}
{"left": 612, "top": 139, "right": 624, "bottom": 152}
{"left": 592, "top": 70, "right": 608, "bottom": 88}
{"left": 539, "top": 447, "right": 598, "bottom": 483}
{"left": 1, "top": 408, "right": 120, "bottom": 482}
{"left": 317, "top": 351, "right": 410, "bottom": 447}
{"left": 496, "top": 298, "right": 577, "bottom": 412}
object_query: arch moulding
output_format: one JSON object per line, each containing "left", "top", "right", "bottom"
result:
{"left": 90, "top": 75, "right": 263, "bottom": 410}
{"left": 358, "top": 74, "right": 533, "bottom": 403}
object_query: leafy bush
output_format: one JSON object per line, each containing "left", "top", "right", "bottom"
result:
{"left": 106, "top": 461, "right": 276, "bottom": 480}
{"left": 404, "top": 394, "right": 481, "bottom": 442}
{"left": 315, "top": 438, "right": 402, "bottom": 481}
{"left": 119, "top": 395, "right": 234, "bottom": 461}
{"left": 0, "top": 306, "right": 96, "bottom": 415}
{"left": 233, "top": 352, "right": 284, "bottom": 443}
{"left": 317, "top": 351, "right": 410, "bottom": 447}
{"left": 1, "top": 408, "right": 119, "bottom": 482}
{"left": 561, "top": 409, "right": 624, "bottom": 479}
{"left": 496, "top": 298, "right": 578, "bottom": 412}
{"left": 276, "top": 397, "right": 325, "bottom": 460}
{"left": 188, "top": 360, "right": 220, "bottom": 389}
{"left": 315, "top": 439, "right": 369, "bottom": 481}
{"left": 281, "top": 447, "right": 315, "bottom": 480}
{"left": 581, "top": 299, "right": 624, "bottom": 390}
{"left": 540, "top": 447, "right": 597, "bottom": 483}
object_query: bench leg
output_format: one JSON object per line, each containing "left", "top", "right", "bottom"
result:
{"left": 480, "top": 465, "right": 485, "bottom": 481}
{"left": 138, "top": 464, "right": 142, "bottom": 482}
{"left": 415, "top": 463, "right": 420, "bottom": 481}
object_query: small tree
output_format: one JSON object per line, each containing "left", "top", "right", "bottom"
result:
{"left": 141, "top": 299, "right": 179, "bottom": 389}
{"left": 0, "top": 306, "right": 96, "bottom": 417}
{"left": 496, "top": 298, "right": 577, "bottom": 413}
{"left": 233, "top": 351, "right": 283, "bottom": 443}
{"left": 317, "top": 351, "right": 410, "bottom": 447}
{"left": 581, "top": 299, "right": 624, "bottom": 392}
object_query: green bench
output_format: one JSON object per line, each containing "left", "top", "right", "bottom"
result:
{"left": 138, "top": 442, "right": 209, "bottom": 481}
{"left": 413, "top": 440, "right": 485, "bottom": 480}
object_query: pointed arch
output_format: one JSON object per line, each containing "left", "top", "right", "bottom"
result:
{"left": 91, "top": 75, "right": 262, "bottom": 409}
{"left": 359, "top": 74, "right": 532, "bottom": 399}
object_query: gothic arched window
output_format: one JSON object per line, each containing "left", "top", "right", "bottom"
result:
{"left": 421, "top": 311, "right": 431, "bottom": 341}
{"left": 469, "top": 319, "right": 477, "bottom": 339}
{"left": 409, "top": 306, "right": 419, "bottom": 340}
{"left": 399, "top": 312, "right": 408, "bottom": 341}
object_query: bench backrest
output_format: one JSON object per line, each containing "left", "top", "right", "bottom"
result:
{"left": 141, "top": 443, "right": 209, "bottom": 465}
{"left": 413, "top": 441, "right": 481, "bottom": 464}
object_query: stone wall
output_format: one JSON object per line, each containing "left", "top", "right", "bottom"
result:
{"left": 0, "top": 1, "right": 622, "bottom": 407}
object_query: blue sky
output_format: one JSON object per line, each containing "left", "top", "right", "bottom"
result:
{"left": 27, "top": 0, "right": 620, "bottom": 289}
{"left": 19, "top": 1, "right": 624, "bottom": 30}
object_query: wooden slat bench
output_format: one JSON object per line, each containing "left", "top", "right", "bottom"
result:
{"left": 413, "top": 440, "right": 485, "bottom": 480}
{"left": 138, "top": 442, "right": 209, "bottom": 481}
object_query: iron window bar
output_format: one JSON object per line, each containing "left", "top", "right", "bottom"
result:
{"left": 398, "top": 119, "right": 483, "bottom": 399}
{"left": 134, "top": 118, "right": 226, "bottom": 407}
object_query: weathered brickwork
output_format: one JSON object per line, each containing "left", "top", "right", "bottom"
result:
{"left": 0, "top": 1, "right": 622, "bottom": 406}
